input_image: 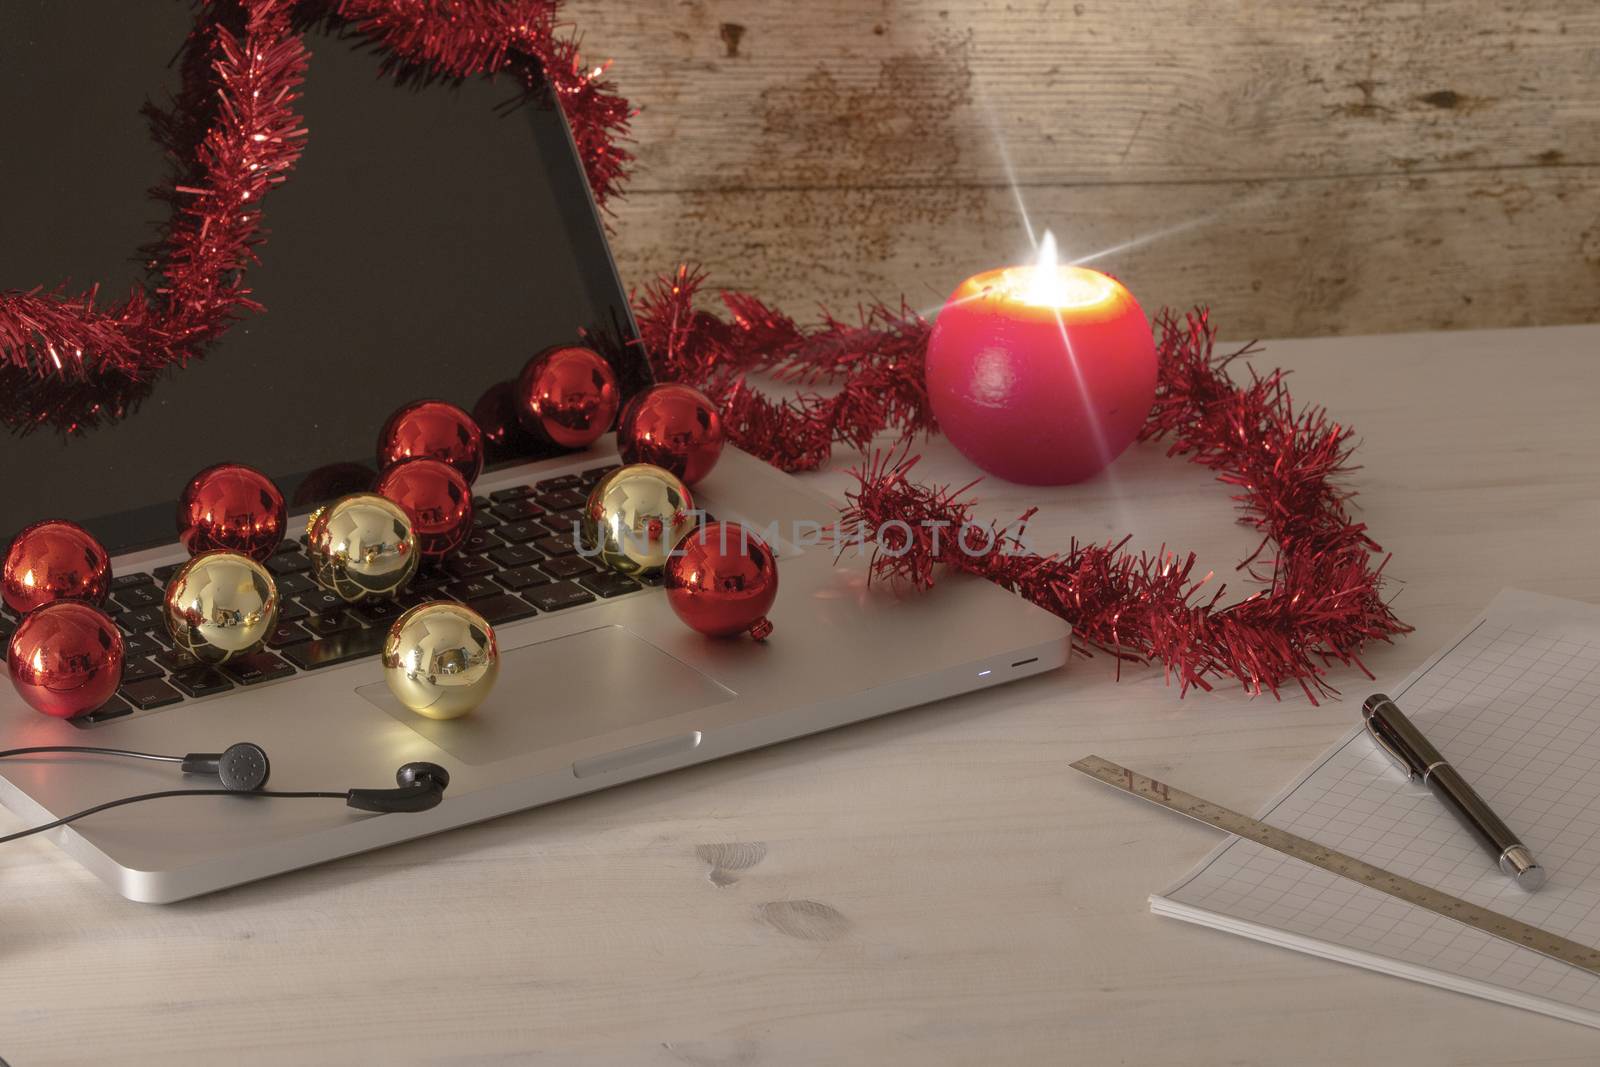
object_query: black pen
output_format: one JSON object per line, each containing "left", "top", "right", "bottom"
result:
{"left": 1363, "top": 693, "right": 1544, "bottom": 891}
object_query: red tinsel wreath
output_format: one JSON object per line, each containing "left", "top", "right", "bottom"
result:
{"left": 635, "top": 270, "right": 1410, "bottom": 701}
{"left": 0, "top": 0, "right": 631, "bottom": 435}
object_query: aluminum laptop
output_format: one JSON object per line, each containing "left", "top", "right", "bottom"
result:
{"left": 0, "top": 7, "right": 1070, "bottom": 901}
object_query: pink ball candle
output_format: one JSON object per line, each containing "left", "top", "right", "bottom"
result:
{"left": 925, "top": 244, "right": 1157, "bottom": 485}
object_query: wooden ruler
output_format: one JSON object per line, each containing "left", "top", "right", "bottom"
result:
{"left": 1071, "top": 754, "right": 1600, "bottom": 976}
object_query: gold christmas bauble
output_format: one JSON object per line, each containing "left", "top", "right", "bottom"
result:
{"left": 382, "top": 602, "right": 500, "bottom": 720}
{"left": 306, "top": 493, "right": 418, "bottom": 601}
{"left": 164, "top": 551, "right": 279, "bottom": 664}
{"left": 580, "top": 463, "right": 697, "bottom": 577}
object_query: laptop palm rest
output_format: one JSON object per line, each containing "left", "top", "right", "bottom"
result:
{"left": 354, "top": 625, "right": 735, "bottom": 766}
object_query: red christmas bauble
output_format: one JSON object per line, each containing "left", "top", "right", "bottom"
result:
{"left": 377, "top": 399, "right": 485, "bottom": 484}
{"left": 515, "top": 345, "right": 620, "bottom": 449}
{"left": 1, "top": 520, "right": 112, "bottom": 615}
{"left": 617, "top": 383, "right": 725, "bottom": 486}
{"left": 176, "top": 463, "right": 287, "bottom": 562}
{"left": 664, "top": 521, "right": 778, "bottom": 640}
{"left": 6, "top": 601, "right": 124, "bottom": 718}
{"left": 471, "top": 380, "right": 542, "bottom": 461}
{"left": 376, "top": 459, "right": 473, "bottom": 560}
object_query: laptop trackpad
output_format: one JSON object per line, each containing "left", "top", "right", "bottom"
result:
{"left": 354, "top": 625, "right": 735, "bottom": 765}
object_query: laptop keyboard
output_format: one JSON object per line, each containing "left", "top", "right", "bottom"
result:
{"left": 47, "top": 464, "right": 654, "bottom": 728}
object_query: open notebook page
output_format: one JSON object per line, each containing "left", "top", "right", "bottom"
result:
{"left": 1155, "top": 589, "right": 1600, "bottom": 1029}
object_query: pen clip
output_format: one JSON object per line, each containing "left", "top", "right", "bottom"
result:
{"left": 1364, "top": 714, "right": 1417, "bottom": 781}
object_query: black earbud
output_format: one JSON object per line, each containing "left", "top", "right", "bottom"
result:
{"left": 0, "top": 744, "right": 450, "bottom": 846}
{"left": 180, "top": 742, "right": 272, "bottom": 791}
{"left": 344, "top": 762, "right": 450, "bottom": 813}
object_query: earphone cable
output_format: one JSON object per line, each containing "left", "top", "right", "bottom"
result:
{"left": 0, "top": 788, "right": 349, "bottom": 846}
{"left": 0, "top": 745, "right": 186, "bottom": 765}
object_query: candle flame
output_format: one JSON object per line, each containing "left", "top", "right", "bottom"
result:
{"left": 1008, "top": 230, "right": 1115, "bottom": 309}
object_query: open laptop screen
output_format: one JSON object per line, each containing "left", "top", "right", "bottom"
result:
{"left": 1, "top": 3, "right": 644, "bottom": 555}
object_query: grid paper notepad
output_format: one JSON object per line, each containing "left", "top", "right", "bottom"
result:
{"left": 1154, "top": 589, "right": 1600, "bottom": 1029}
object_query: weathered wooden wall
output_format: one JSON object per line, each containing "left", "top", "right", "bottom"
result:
{"left": 567, "top": 0, "right": 1600, "bottom": 339}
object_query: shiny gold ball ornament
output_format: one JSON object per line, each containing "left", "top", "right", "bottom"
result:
{"left": 580, "top": 463, "right": 698, "bottom": 577}
{"left": 382, "top": 602, "right": 500, "bottom": 720}
{"left": 306, "top": 493, "right": 418, "bottom": 601}
{"left": 163, "top": 551, "right": 279, "bottom": 665}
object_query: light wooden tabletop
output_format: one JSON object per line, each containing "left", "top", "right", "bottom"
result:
{"left": 3, "top": 324, "right": 1598, "bottom": 1064}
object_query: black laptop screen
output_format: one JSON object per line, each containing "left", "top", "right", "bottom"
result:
{"left": 1, "top": 2, "right": 644, "bottom": 555}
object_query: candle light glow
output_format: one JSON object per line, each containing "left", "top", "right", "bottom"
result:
{"left": 1003, "top": 232, "right": 1116, "bottom": 310}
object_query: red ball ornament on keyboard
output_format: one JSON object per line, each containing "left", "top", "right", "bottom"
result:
{"left": 176, "top": 463, "right": 287, "bottom": 562}
{"left": 664, "top": 521, "right": 778, "bottom": 640}
{"left": 377, "top": 459, "right": 474, "bottom": 560}
{"left": 1, "top": 519, "right": 112, "bottom": 615}
{"left": 617, "top": 383, "right": 725, "bottom": 486}
{"left": 515, "top": 345, "right": 619, "bottom": 449}
{"left": 376, "top": 399, "right": 485, "bottom": 484}
{"left": 6, "top": 601, "right": 124, "bottom": 718}
{"left": 471, "top": 380, "right": 542, "bottom": 460}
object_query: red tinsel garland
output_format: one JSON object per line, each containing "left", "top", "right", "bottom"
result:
{"left": 634, "top": 275, "right": 1409, "bottom": 701}
{"left": 0, "top": 0, "right": 631, "bottom": 435}
{"left": 634, "top": 265, "right": 938, "bottom": 472}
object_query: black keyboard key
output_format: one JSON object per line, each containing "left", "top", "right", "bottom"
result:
{"left": 120, "top": 656, "right": 163, "bottom": 683}
{"left": 156, "top": 648, "right": 203, "bottom": 673}
{"left": 395, "top": 588, "right": 443, "bottom": 610}
{"left": 579, "top": 571, "right": 642, "bottom": 599}
{"left": 540, "top": 555, "right": 596, "bottom": 581}
{"left": 303, "top": 610, "right": 361, "bottom": 638}
{"left": 113, "top": 585, "right": 163, "bottom": 612}
{"left": 267, "top": 553, "right": 312, "bottom": 577}
{"left": 534, "top": 535, "right": 578, "bottom": 558}
{"left": 410, "top": 567, "right": 451, "bottom": 593}
{"left": 491, "top": 498, "right": 544, "bottom": 522}
{"left": 74, "top": 695, "right": 133, "bottom": 725}
{"left": 123, "top": 631, "right": 163, "bottom": 657}
{"left": 538, "top": 513, "right": 584, "bottom": 538}
{"left": 120, "top": 677, "right": 183, "bottom": 710}
{"left": 266, "top": 620, "right": 313, "bottom": 648}
{"left": 488, "top": 484, "right": 534, "bottom": 503}
{"left": 111, "top": 572, "right": 155, "bottom": 591}
{"left": 488, "top": 543, "right": 543, "bottom": 568}
{"left": 447, "top": 577, "right": 501, "bottom": 602}
{"left": 472, "top": 495, "right": 492, "bottom": 509}
{"left": 526, "top": 581, "right": 596, "bottom": 613}
{"left": 581, "top": 464, "right": 619, "bottom": 484}
{"left": 280, "top": 627, "right": 388, "bottom": 670}
{"left": 118, "top": 605, "right": 165, "bottom": 632}
{"left": 461, "top": 529, "right": 502, "bottom": 555}
{"left": 466, "top": 593, "right": 539, "bottom": 626}
{"left": 275, "top": 541, "right": 304, "bottom": 556}
{"left": 442, "top": 555, "right": 496, "bottom": 580}
{"left": 169, "top": 666, "right": 234, "bottom": 698}
{"left": 278, "top": 600, "right": 309, "bottom": 623}
{"left": 536, "top": 489, "right": 588, "bottom": 512}
{"left": 495, "top": 520, "right": 543, "bottom": 544}
{"left": 221, "top": 652, "right": 296, "bottom": 686}
{"left": 298, "top": 588, "right": 346, "bottom": 613}
{"left": 496, "top": 564, "right": 550, "bottom": 591}
{"left": 152, "top": 563, "right": 182, "bottom": 584}
{"left": 352, "top": 598, "right": 406, "bottom": 627}
{"left": 275, "top": 572, "right": 316, "bottom": 599}
{"left": 472, "top": 511, "right": 501, "bottom": 530}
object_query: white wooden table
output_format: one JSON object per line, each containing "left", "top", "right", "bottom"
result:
{"left": 3, "top": 325, "right": 1598, "bottom": 1064}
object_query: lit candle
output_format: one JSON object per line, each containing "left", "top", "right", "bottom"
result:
{"left": 924, "top": 233, "right": 1158, "bottom": 485}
